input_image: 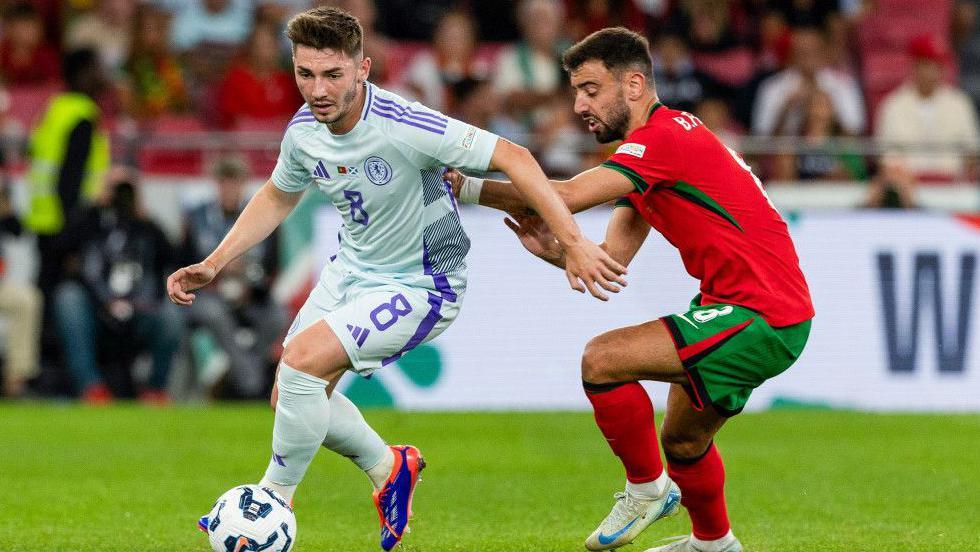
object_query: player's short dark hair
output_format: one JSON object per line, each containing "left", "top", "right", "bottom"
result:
{"left": 562, "top": 27, "right": 655, "bottom": 87}
{"left": 286, "top": 6, "right": 363, "bottom": 57}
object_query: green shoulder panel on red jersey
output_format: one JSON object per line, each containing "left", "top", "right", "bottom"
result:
{"left": 601, "top": 160, "right": 648, "bottom": 193}
{"left": 668, "top": 181, "right": 743, "bottom": 231}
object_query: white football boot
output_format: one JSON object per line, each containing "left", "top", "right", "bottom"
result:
{"left": 644, "top": 533, "right": 743, "bottom": 552}
{"left": 585, "top": 480, "right": 682, "bottom": 550}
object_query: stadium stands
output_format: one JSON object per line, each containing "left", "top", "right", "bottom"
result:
{"left": 0, "top": 0, "right": 976, "bottom": 403}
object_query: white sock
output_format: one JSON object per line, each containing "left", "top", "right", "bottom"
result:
{"left": 691, "top": 530, "right": 736, "bottom": 551}
{"left": 320, "top": 391, "right": 391, "bottom": 489}
{"left": 258, "top": 480, "right": 296, "bottom": 502}
{"left": 259, "top": 363, "right": 331, "bottom": 502}
{"left": 364, "top": 449, "right": 395, "bottom": 489}
{"left": 625, "top": 470, "right": 670, "bottom": 500}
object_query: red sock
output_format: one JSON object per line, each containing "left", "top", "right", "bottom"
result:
{"left": 667, "top": 443, "right": 730, "bottom": 540}
{"left": 583, "top": 381, "right": 664, "bottom": 483}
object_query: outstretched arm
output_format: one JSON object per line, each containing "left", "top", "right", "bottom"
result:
{"left": 506, "top": 203, "right": 651, "bottom": 272}
{"left": 451, "top": 164, "right": 636, "bottom": 214}
{"left": 601, "top": 204, "right": 651, "bottom": 267}
{"left": 485, "top": 139, "right": 630, "bottom": 300}
{"left": 167, "top": 180, "right": 303, "bottom": 305}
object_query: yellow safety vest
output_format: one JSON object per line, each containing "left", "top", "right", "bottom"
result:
{"left": 24, "top": 92, "right": 110, "bottom": 235}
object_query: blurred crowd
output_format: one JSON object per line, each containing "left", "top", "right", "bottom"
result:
{"left": 0, "top": 0, "right": 977, "bottom": 178}
{"left": 2, "top": 147, "right": 286, "bottom": 403}
{"left": 0, "top": 0, "right": 978, "bottom": 403}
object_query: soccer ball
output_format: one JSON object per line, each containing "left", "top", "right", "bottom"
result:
{"left": 200, "top": 485, "right": 297, "bottom": 552}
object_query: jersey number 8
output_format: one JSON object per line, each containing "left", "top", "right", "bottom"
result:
{"left": 344, "top": 190, "right": 369, "bottom": 226}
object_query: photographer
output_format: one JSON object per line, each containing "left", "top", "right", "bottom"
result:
{"left": 53, "top": 169, "right": 183, "bottom": 404}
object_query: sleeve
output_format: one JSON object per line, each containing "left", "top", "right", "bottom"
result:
{"left": 832, "top": 76, "right": 866, "bottom": 135}
{"left": 387, "top": 105, "right": 498, "bottom": 172}
{"left": 270, "top": 129, "right": 311, "bottom": 193}
{"left": 600, "top": 127, "right": 679, "bottom": 193}
{"left": 614, "top": 197, "right": 635, "bottom": 209}
{"left": 57, "top": 120, "right": 94, "bottom": 219}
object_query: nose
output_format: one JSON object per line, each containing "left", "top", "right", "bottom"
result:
{"left": 313, "top": 76, "right": 329, "bottom": 99}
{"left": 573, "top": 95, "right": 589, "bottom": 116}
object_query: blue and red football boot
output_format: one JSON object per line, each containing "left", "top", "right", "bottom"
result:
{"left": 373, "top": 445, "right": 426, "bottom": 550}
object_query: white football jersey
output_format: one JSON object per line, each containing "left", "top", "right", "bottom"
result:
{"left": 272, "top": 82, "right": 498, "bottom": 295}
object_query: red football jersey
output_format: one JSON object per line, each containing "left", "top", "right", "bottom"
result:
{"left": 603, "top": 103, "right": 814, "bottom": 327}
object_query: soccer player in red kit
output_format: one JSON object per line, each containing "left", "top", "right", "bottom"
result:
{"left": 449, "top": 28, "right": 813, "bottom": 551}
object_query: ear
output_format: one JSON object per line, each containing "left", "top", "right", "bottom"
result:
{"left": 625, "top": 72, "right": 645, "bottom": 101}
{"left": 358, "top": 56, "right": 372, "bottom": 83}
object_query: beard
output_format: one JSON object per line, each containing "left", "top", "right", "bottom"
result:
{"left": 592, "top": 93, "right": 631, "bottom": 144}
{"left": 316, "top": 79, "right": 360, "bottom": 125}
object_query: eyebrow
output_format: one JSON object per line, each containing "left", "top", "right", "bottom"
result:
{"left": 295, "top": 65, "right": 345, "bottom": 74}
{"left": 573, "top": 80, "right": 599, "bottom": 90}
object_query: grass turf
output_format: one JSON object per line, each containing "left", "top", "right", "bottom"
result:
{"left": 0, "top": 404, "right": 977, "bottom": 551}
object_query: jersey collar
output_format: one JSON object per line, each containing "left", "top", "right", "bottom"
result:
{"left": 360, "top": 81, "right": 374, "bottom": 121}
{"left": 647, "top": 101, "right": 663, "bottom": 121}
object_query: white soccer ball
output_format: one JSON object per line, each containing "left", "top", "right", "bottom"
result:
{"left": 202, "top": 485, "right": 297, "bottom": 552}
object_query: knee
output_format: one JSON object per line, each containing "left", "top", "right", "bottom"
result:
{"left": 581, "top": 337, "right": 613, "bottom": 383}
{"left": 280, "top": 344, "right": 319, "bottom": 376}
{"left": 280, "top": 322, "right": 349, "bottom": 380}
{"left": 660, "top": 428, "right": 712, "bottom": 462}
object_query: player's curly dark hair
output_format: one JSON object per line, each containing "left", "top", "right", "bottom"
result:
{"left": 286, "top": 6, "right": 363, "bottom": 57}
{"left": 562, "top": 27, "right": 655, "bottom": 87}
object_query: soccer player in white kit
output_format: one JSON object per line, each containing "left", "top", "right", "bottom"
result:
{"left": 167, "top": 7, "right": 627, "bottom": 550}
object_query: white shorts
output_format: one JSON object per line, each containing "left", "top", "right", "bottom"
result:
{"left": 284, "top": 261, "right": 464, "bottom": 376}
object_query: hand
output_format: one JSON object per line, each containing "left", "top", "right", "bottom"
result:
{"left": 166, "top": 260, "right": 217, "bottom": 305}
{"left": 444, "top": 168, "right": 465, "bottom": 198}
{"left": 504, "top": 214, "right": 563, "bottom": 263}
{"left": 563, "top": 239, "right": 628, "bottom": 301}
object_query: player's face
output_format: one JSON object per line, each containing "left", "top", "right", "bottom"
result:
{"left": 570, "top": 60, "right": 631, "bottom": 144}
{"left": 293, "top": 45, "right": 370, "bottom": 126}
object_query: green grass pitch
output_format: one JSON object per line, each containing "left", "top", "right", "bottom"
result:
{"left": 1, "top": 403, "right": 977, "bottom": 551}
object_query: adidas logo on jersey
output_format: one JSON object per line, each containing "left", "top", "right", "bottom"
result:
{"left": 346, "top": 324, "right": 370, "bottom": 347}
{"left": 313, "top": 161, "right": 331, "bottom": 179}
